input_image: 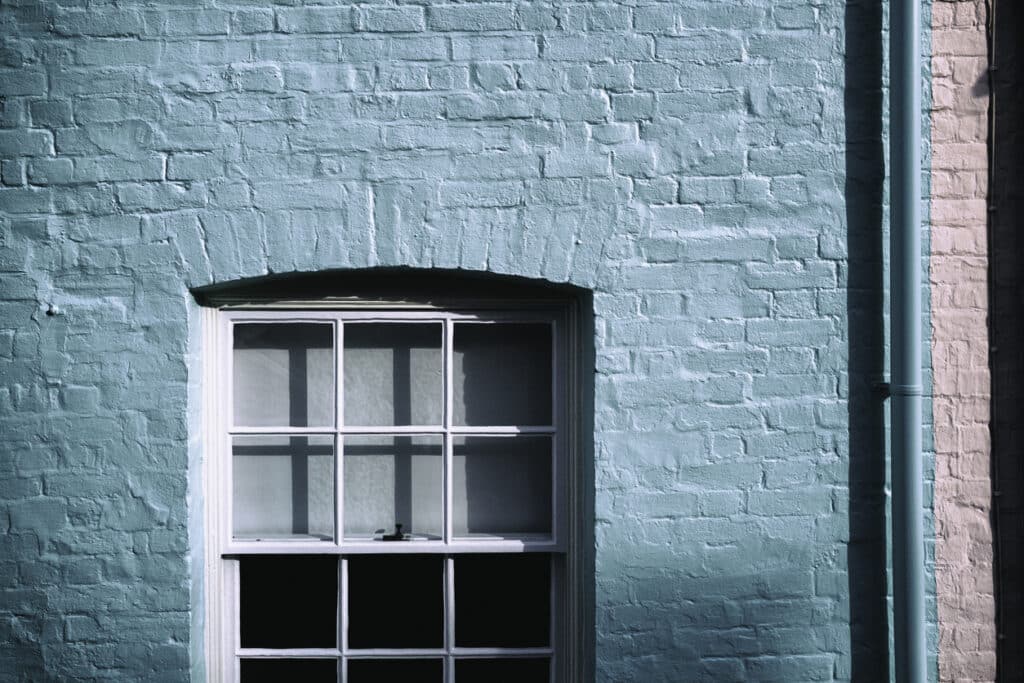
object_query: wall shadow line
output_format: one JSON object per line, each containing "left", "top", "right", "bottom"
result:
{"left": 991, "top": 3, "right": 1024, "bottom": 679}
{"left": 845, "top": 1, "right": 891, "bottom": 679}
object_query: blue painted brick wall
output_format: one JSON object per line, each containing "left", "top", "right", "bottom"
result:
{"left": 0, "top": 1, "right": 935, "bottom": 680}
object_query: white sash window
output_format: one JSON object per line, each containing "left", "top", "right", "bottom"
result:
{"left": 202, "top": 301, "right": 584, "bottom": 682}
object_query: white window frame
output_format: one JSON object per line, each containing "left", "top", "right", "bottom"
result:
{"left": 201, "top": 299, "right": 586, "bottom": 682}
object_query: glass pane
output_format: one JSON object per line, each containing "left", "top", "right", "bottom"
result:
{"left": 347, "top": 556, "right": 443, "bottom": 649}
{"left": 240, "top": 556, "right": 338, "bottom": 648}
{"left": 455, "top": 658, "right": 550, "bottom": 683}
{"left": 240, "top": 659, "right": 337, "bottom": 682}
{"left": 348, "top": 659, "right": 443, "bottom": 682}
{"left": 343, "top": 435, "right": 442, "bottom": 540}
{"left": 453, "top": 323, "right": 552, "bottom": 426}
{"left": 344, "top": 323, "right": 442, "bottom": 426}
{"left": 233, "top": 435, "right": 334, "bottom": 540}
{"left": 452, "top": 436, "right": 552, "bottom": 537}
{"left": 234, "top": 323, "right": 334, "bottom": 427}
{"left": 455, "top": 554, "right": 550, "bottom": 648}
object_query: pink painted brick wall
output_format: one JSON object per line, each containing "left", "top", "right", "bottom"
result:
{"left": 930, "top": 1, "right": 996, "bottom": 680}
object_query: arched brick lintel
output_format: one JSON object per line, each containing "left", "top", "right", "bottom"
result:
{"left": 176, "top": 203, "right": 623, "bottom": 294}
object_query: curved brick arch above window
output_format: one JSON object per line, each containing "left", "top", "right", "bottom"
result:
{"left": 179, "top": 211, "right": 617, "bottom": 294}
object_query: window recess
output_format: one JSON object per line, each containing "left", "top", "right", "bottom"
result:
{"left": 204, "top": 304, "right": 580, "bottom": 682}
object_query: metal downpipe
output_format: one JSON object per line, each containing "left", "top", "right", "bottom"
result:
{"left": 889, "top": 0, "right": 927, "bottom": 681}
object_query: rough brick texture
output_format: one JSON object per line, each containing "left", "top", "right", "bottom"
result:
{"left": 0, "top": 1, "right": 937, "bottom": 681}
{"left": 930, "top": 1, "right": 996, "bottom": 681}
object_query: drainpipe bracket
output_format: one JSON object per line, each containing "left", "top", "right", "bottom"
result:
{"left": 889, "top": 383, "right": 922, "bottom": 397}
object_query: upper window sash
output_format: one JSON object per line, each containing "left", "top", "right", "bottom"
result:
{"left": 214, "top": 307, "right": 568, "bottom": 555}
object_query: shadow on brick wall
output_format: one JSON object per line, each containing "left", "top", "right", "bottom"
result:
{"left": 992, "top": 3, "right": 1024, "bottom": 680}
{"left": 845, "top": 1, "right": 891, "bottom": 680}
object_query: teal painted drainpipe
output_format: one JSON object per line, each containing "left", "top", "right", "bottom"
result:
{"left": 890, "top": 0, "right": 926, "bottom": 681}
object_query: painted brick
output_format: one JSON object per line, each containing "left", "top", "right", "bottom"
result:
{"left": 0, "top": 130, "right": 53, "bottom": 157}
{"left": 27, "top": 159, "right": 73, "bottom": 186}
{"left": 0, "top": 0, "right": 942, "bottom": 680}
{"left": 74, "top": 157, "right": 165, "bottom": 183}
{"left": 276, "top": 7, "right": 353, "bottom": 34}
{"left": 655, "top": 34, "right": 743, "bottom": 62}
{"left": 167, "top": 154, "right": 221, "bottom": 181}
{"left": 52, "top": 9, "right": 147, "bottom": 37}
{"left": 160, "top": 12, "right": 228, "bottom": 37}
{"left": 545, "top": 34, "right": 653, "bottom": 62}
{"left": 428, "top": 5, "right": 516, "bottom": 32}
{"left": 0, "top": 69, "right": 47, "bottom": 97}
{"left": 1, "top": 159, "right": 25, "bottom": 186}
{"left": 439, "top": 181, "right": 523, "bottom": 208}
{"left": 29, "top": 101, "right": 73, "bottom": 128}
{"left": 357, "top": 7, "right": 425, "bottom": 33}
{"left": 451, "top": 35, "right": 538, "bottom": 60}
{"left": 543, "top": 151, "right": 610, "bottom": 178}
{"left": 232, "top": 10, "right": 274, "bottom": 35}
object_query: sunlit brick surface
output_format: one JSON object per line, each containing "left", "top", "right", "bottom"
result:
{"left": 930, "top": 1, "right": 996, "bottom": 681}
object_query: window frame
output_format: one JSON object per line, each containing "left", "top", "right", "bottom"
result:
{"left": 201, "top": 298, "right": 586, "bottom": 682}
